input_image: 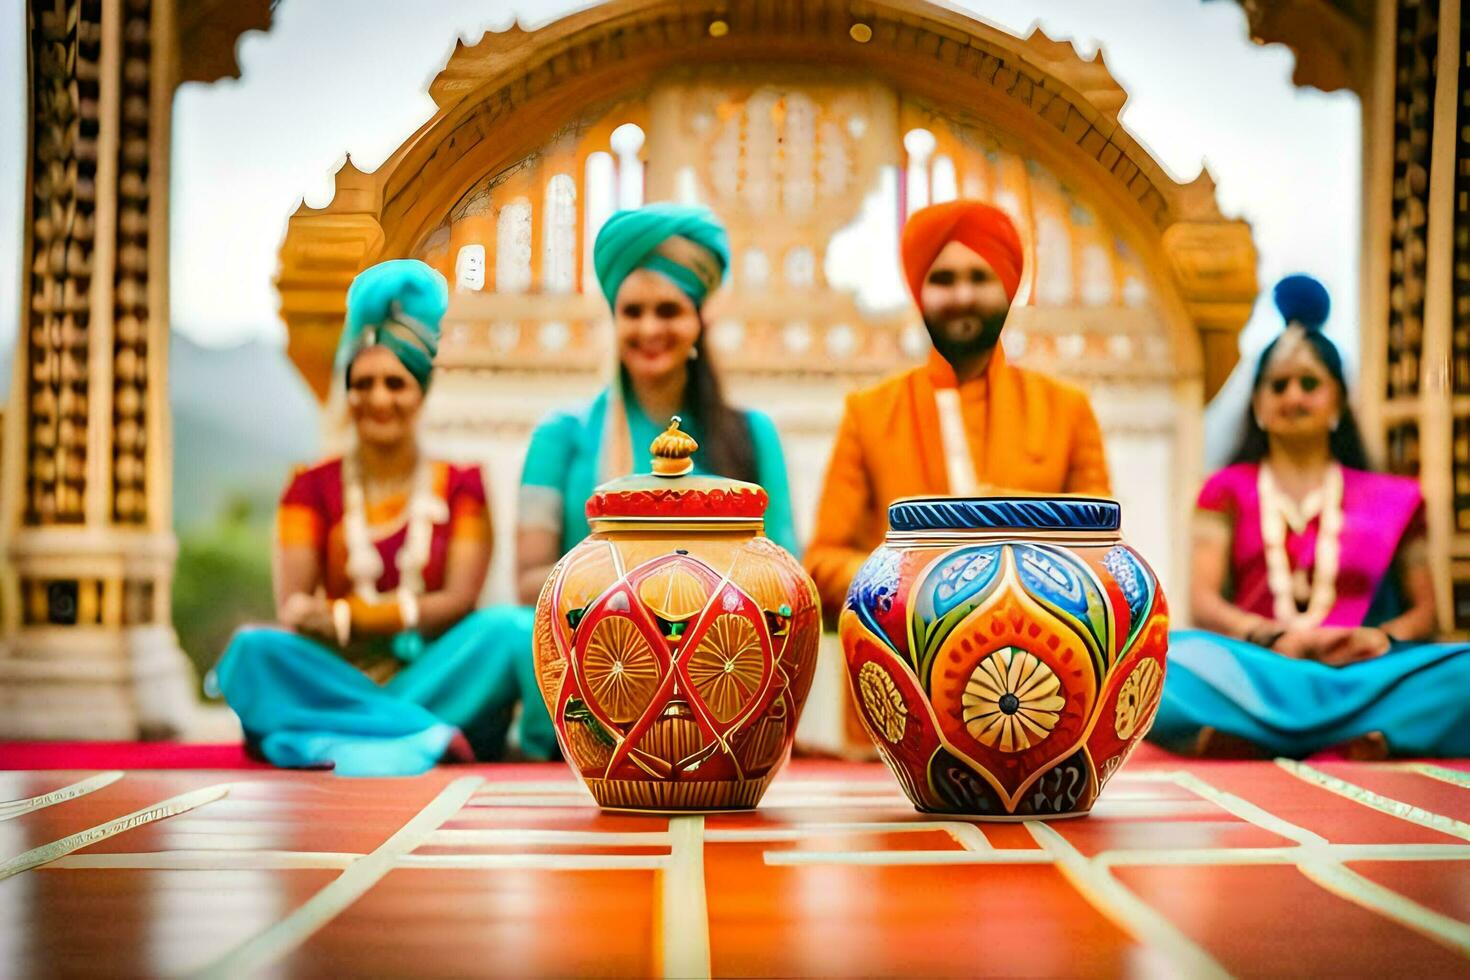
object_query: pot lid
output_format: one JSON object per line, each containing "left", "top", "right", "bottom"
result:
{"left": 585, "top": 416, "right": 768, "bottom": 521}
{"left": 889, "top": 496, "right": 1120, "bottom": 533}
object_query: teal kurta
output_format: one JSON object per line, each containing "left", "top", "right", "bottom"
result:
{"left": 213, "top": 607, "right": 557, "bottom": 776}
{"left": 519, "top": 383, "right": 798, "bottom": 557}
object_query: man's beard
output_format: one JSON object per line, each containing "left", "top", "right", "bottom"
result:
{"left": 923, "top": 309, "right": 1007, "bottom": 367}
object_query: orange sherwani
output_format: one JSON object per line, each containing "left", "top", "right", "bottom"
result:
{"left": 804, "top": 347, "right": 1110, "bottom": 621}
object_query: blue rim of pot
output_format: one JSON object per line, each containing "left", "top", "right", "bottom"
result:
{"left": 887, "top": 496, "right": 1122, "bottom": 533}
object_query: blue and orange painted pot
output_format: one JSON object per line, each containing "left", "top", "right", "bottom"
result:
{"left": 840, "top": 496, "right": 1168, "bottom": 820}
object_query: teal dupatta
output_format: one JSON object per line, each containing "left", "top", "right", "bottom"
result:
{"left": 520, "top": 384, "right": 798, "bottom": 557}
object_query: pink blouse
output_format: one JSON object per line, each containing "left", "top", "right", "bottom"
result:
{"left": 1197, "top": 463, "right": 1425, "bottom": 627}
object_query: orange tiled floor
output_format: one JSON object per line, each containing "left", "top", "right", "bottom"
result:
{"left": 2, "top": 757, "right": 1468, "bottom": 977}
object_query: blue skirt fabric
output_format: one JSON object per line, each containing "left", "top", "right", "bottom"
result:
{"left": 1149, "top": 629, "right": 1470, "bottom": 758}
{"left": 212, "top": 606, "right": 557, "bottom": 776}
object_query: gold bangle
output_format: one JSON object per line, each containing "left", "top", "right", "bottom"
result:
{"left": 332, "top": 598, "right": 352, "bottom": 647}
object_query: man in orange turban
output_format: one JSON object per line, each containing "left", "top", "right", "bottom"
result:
{"left": 804, "top": 201, "right": 1111, "bottom": 620}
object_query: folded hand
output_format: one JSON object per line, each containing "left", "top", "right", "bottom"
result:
{"left": 1270, "top": 626, "right": 1350, "bottom": 660}
{"left": 281, "top": 592, "right": 334, "bottom": 641}
{"left": 1314, "top": 627, "right": 1392, "bottom": 667}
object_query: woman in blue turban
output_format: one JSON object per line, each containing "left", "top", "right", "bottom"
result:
{"left": 211, "top": 259, "right": 555, "bottom": 775}
{"left": 1148, "top": 274, "right": 1470, "bottom": 758}
{"left": 515, "top": 203, "right": 797, "bottom": 600}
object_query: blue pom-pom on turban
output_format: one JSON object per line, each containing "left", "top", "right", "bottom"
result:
{"left": 1254, "top": 274, "right": 1344, "bottom": 388}
{"left": 336, "top": 258, "right": 448, "bottom": 390}
{"left": 592, "top": 203, "right": 730, "bottom": 309}
{"left": 1273, "top": 274, "right": 1331, "bottom": 331}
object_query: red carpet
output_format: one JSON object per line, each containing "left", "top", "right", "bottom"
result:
{"left": 0, "top": 741, "right": 271, "bottom": 770}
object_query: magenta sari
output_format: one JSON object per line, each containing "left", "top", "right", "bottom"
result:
{"left": 1196, "top": 464, "right": 1425, "bottom": 626}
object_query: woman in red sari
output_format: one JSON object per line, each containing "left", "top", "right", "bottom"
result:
{"left": 211, "top": 259, "right": 554, "bottom": 775}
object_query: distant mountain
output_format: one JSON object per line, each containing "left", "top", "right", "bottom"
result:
{"left": 0, "top": 331, "right": 320, "bottom": 529}
{"left": 170, "top": 333, "right": 322, "bottom": 530}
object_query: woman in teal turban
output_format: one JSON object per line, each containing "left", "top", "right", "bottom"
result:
{"left": 211, "top": 258, "right": 555, "bottom": 776}
{"left": 516, "top": 203, "right": 797, "bottom": 600}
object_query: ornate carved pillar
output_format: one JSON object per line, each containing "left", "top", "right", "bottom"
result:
{"left": 0, "top": 0, "right": 193, "bottom": 737}
{"left": 1358, "top": 0, "right": 1465, "bottom": 633}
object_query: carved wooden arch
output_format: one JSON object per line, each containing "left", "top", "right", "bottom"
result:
{"left": 277, "top": 0, "right": 1258, "bottom": 401}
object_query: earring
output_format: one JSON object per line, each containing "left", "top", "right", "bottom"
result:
{"left": 688, "top": 346, "right": 699, "bottom": 361}
{"left": 1331, "top": 415, "right": 1341, "bottom": 432}
{"left": 1254, "top": 413, "right": 1265, "bottom": 430}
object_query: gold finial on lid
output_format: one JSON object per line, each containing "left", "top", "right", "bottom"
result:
{"left": 651, "top": 416, "right": 698, "bottom": 477}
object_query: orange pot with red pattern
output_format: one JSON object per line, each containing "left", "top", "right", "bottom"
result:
{"left": 532, "top": 419, "right": 820, "bottom": 811}
{"left": 840, "top": 497, "right": 1168, "bottom": 819}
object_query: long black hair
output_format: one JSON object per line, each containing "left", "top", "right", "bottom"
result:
{"left": 687, "top": 315, "right": 758, "bottom": 484}
{"left": 1228, "top": 275, "right": 1371, "bottom": 470}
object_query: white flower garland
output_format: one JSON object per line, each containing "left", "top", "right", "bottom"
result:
{"left": 1258, "top": 462, "right": 1343, "bottom": 627}
{"left": 341, "top": 448, "right": 448, "bottom": 619}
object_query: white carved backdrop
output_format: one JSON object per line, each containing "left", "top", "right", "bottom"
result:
{"left": 411, "top": 72, "right": 1198, "bottom": 626}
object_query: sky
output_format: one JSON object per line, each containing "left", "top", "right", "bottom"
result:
{"left": 0, "top": 0, "right": 1361, "bottom": 451}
